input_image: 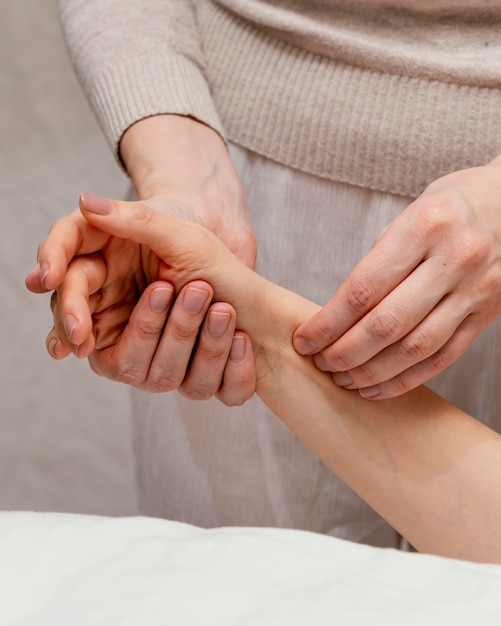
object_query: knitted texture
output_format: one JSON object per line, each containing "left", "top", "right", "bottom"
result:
{"left": 59, "top": 0, "right": 501, "bottom": 196}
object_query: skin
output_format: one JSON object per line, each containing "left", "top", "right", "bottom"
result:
{"left": 293, "top": 155, "right": 501, "bottom": 400}
{"left": 31, "top": 116, "right": 501, "bottom": 404}
{"left": 27, "top": 192, "right": 501, "bottom": 564}
{"left": 27, "top": 115, "right": 257, "bottom": 405}
{"left": 26, "top": 202, "right": 254, "bottom": 404}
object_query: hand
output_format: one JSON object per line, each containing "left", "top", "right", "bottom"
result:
{"left": 26, "top": 115, "right": 257, "bottom": 405}
{"left": 26, "top": 195, "right": 256, "bottom": 405}
{"left": 53, "top": 192, "right": 501, "bottom": 564}
{"left": 293, "top": 156, "right": 501, "bottom": 399}
{"left": 120, "top": 114, "right": 257, "bottom": 269}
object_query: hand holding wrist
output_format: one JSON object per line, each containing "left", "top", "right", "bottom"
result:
{"left": 120, "top": 114, "right": 257, "bottom": 269}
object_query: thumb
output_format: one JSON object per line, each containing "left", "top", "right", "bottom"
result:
{"left": 79, "top": 191, "right": 219, "bottom": 271}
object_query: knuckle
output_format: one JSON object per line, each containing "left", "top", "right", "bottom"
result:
{"left": 345, "top": 275, "right": 378, "bottom": 314}
{"left": 368, "top": 310, "right": 402, "bottom": 343}
{"left": 426, "top": 346, "right": 451, "bottom": 375}
{"left": 135, "top": 202, "right": 155, "bottom": 226}
{"left": 196, "top": 343, "right": 228, "bottom": 363}
{"left": 454, "top": 231, "right": 492, "bottom": 270}
{"left": 145, "top": 365, "right": 182, "bottom": 392}
{"left": 390, "top": 372, "right": 413, "bottom": 396}
{"left": 179, "top": 381, "right": 215, "bottom": 401}
{"left": 411, "top": 201, "right": 446, "bottom": 240}
{"left": 323, "top": 345, "right": 354, "bottom": 370}
{"left": 399, "top": 328, "right": 432, "bottom": 360}
{"left": 413, "top": 193, "right": 462, "bottom": 238}
{"left": 116, "top": 364, "right": 148, "bottom": 387}
{"left": 169, "top": 321, "right": 199, "bottom": 343}
{"left": 353, "top": 360, "right": 378, "bottom": 386}
{"left": 133, "top": 321, "right": 164, "bottom": 342}
{"left": 313, "top": 317, "right": 338, "bottom": 346}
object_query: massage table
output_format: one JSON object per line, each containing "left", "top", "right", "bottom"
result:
{"left": 1, "top": 511, "right": 500, "bottom": 624}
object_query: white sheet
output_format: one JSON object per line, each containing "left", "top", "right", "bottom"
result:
{"left": 1, "top": 512, "right": 500, "bottom": 625}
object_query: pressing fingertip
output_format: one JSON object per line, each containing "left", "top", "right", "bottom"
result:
{"left": 293, "top": 335, "right": 317, "bottom": 355}
{"left": 312, "top": 352, "right": 333, "bottom": 372}
{"left": 332, "top": 371, "right": 353, "bottom": 387}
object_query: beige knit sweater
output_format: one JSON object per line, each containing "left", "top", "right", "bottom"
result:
{"left": 58, "top": 0, "right": 501, "bottom": 197}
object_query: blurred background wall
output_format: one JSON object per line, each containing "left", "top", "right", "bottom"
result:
{"left": 0, "top": 0, "right": 138, "bottom": 515}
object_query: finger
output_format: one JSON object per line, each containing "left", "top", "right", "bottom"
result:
{"left": 79, "top": 192, "right": 247, "bottom": 306}
{"left": 79, "top": 191, "right": 201, "bottom": 254}
{"left": 36, "top": 210, "right": 110, "bottom": 291}
{"left": 313, "top": 257, "right": 451, "bottom": 373}
{"left": 80, "top": 192, "right": 229, "bottom": 272}
{"left": 293, "top": 206, "right": 427, "bottom": 354}
{"left": 89, "top": 281, "right": 175, "bottom": 385}
{"left": 356, "top": 315, "right": 481, "bottom": 400}
{"left": 178, "top": 302, "right": 237, "bottom": 400}
{"left": 331, "top": 293, "right": 465, "bottom": 390}
{"left": 51, "top": 292, "right": 97, "bottom": 359}
{"left": 216, "top": 333, "right": 256, "bottom": 406}
{"left": 25, "top": 264, "right": 49, "bottom": 294}
{"left": 91, "top": 281, "right": 212, "bottom": 391}
{"left": 46, "top": 327, "right": 72, "bottom": 360}
{"left": 52, "top": 254, "right": 107, "bottom": 358}
{"left": 144, "top": 281, "right": 213, "bottom": 392}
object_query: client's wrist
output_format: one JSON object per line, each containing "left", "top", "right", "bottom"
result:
{"left": 244, "top": 282, "right": 321, "bottom": 388}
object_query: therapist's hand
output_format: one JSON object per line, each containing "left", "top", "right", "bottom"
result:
{"left": 25, "top": 115, "right": 257, "bottom": 404}
{"left": 293, "top": 157, "right": 501, "bottom": 400}
{"left": 26, "top": 195, "right": 255, "bottom": 404}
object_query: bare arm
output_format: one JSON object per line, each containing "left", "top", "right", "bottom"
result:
{"left": 34, "top": 193, "right": 501, "bottom": 564}
{"left": 257, "top": 289, "right": 501, "bottom": 563}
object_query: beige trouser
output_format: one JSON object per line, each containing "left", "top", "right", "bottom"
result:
{"left": 131, "top": 143, "right": 501, "bottom": 548}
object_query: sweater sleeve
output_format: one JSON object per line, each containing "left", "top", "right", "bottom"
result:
{"left": 57, "top": 0, "right": 225, "bottom": 165}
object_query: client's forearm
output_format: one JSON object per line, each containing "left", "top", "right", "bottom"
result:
{"left": 76, "top": 197, "right": 501, "bottom": 563}
{"left": 247, "top": 278, "right": 501, "bottom": 563}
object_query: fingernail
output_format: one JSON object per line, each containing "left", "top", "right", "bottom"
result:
{"left": 208, "top": 311, "right": 231, "bottom": 337}
{"left": 64, "top": 314, "right": 78, "bottom": 342}
{"left": 149, "top": 286, "right": 173, "bottom": 314}
{"left": 80, "top": 191, "right": 112, "bottom": 215}
{"left": 230, "top": 335, "right": 246, "bottom": 363}
{"left": 183, "top": 287, "right": 209, "bottom": 315}
{"left": 40, "top": 263, "right": 49, "bottom": 288}
{"left": 333, "top": 371, "right": 353, "bottom": 387}
{"left": 359, "top": 385, "right": 381, "bottom": 399}
{"left": 293, "top": 336, "right": 317, "bottom": 355}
